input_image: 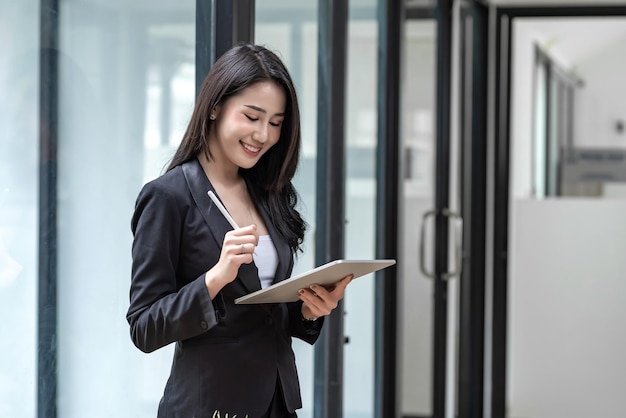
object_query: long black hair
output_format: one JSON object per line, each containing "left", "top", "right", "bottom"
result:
{"left": 167, "top": 43, "right": 306, "bottom": 254}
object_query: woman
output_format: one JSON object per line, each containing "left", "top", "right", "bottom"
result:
{"left": 127, "top": 43, "right": 352, "bottom": 418}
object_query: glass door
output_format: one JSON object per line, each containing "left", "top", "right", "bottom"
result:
{"left": 399, "top": 15, "right": 442, "bottom": 418}
{"left": 400, "top": 4, "right": 456, "bottom": 418}
{"left": 401, "top": 1, "right": 490, "bottom": 417}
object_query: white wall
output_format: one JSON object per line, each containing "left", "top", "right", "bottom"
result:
{"left": 575, "top": 32, "right": 626, "bottom": 148}
{"left": 508, "top": 199, "right": 626, "bottom": 418}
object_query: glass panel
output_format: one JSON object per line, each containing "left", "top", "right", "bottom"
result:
{"left": 534, "top": 55, "right": 571, "bottom": 198}
{"left": 343, "top": 1, "right": 378, "bottom": 416}
{"left": 0, "top": 1, "right": 39, "bottom": 416}
{"left": 255, "top": 4, "right": 319, "bottom": 418}
{"left": 56, "top": 1, "right": 195, "bottom": 416}
{"left": 533, "top": 59, "right": 547, "bottom": 197}
{"left": 547, "top": 75, "right": 560, "bottom": 196}
{"left": 399, "top": 19, "right": 437, "bottom": 417}
{"left": 510, "top": 17, "right": 626, "bottom": 417}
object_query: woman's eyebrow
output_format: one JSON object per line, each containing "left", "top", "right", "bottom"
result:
{"left": 244, "top": 104, "right": 285, "bottom": 117}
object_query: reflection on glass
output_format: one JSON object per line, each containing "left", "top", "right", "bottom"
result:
{"left": 143, "top": 25, "right": 196, "bottom": 182}
{"left": 343, "top": 9, "right": 378, "bottom": 418}
{"left": 400, "top": 19, "right": 437, "bottom": 417}
{"left": 0, "top": 1, "right": 39, "bottom": 416}
{"left": 533, "top": 58, "right": 547, "bottom": 197}
{"left": 534, "top": 49, "right": 576, "bottom": 198}
{"left": 56, "top": 1, "right": 195, "bottom": 416}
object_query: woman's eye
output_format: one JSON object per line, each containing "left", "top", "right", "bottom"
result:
{"left": 269, "top": 121, "right": 282, "bottom": 127}
{"left": 245, "top": 115, "right": 259, "bottom": 122}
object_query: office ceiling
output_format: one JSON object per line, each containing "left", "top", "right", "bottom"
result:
{"left": 515, "top": 17, "right": 626, "bottom": 68}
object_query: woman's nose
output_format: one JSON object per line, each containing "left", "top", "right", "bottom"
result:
{"left": 253, "top": 124, "right": 268, "bottom": 143}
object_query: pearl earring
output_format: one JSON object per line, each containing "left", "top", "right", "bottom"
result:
{"left": 210, "top": 114, "right": 216, "bottom": 120}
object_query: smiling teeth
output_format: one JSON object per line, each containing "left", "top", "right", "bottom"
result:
{"left": 242, "top": 143, "right": 261, "bottom": 153}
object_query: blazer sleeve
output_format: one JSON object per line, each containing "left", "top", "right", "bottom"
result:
{"left": 288, "top": 300, "right": 324, "bottom": 344}
{"left": 126, "top": 181, "right": 219, "bottom": 353}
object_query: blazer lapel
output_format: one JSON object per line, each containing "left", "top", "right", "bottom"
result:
{"left": 182, "top": 159, "right": 261, "bottom": 295}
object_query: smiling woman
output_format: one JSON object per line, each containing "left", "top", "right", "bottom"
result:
{"left": 207, "top": 81, "right": 285, "bottom": 173}
{"left": 127, "top": 43, "right": 353, "bottom": 417}
{"left": 199, "top": 81, "right": 286, "bottom": 251}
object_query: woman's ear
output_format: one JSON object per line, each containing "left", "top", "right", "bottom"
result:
{"left": 210, "top": 103, "right": 222, "bottom": 120}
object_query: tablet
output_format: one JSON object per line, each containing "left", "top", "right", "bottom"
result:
{"left": 234, "top": 259, "right": 396, "bottom": 304}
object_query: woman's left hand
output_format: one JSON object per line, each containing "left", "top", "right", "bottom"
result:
{"left": 299, "top": 274, "right": 354, "bottom": 320}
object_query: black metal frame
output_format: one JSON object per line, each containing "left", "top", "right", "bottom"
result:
{"left": 313, "top": 1, "right": 348, "bottom": 416}
{"left": 492, "top": 5, "right": 626, "bottom": 418}
{"left": 38, "top": 1, "right": 60, "bottom": 417}
{"left": 432, "top": 1, "right": 453, "bottom": 416}
{"left": 491, "top": 9, "right": 512, "bottom": 418}
{"left": 457, "top": 2, "right": 489, "bottom": 418}
{"left": 406, "top": 4, "right": 435, "bottom": 20}
{"left": 195, "top": 0, "right": 213, "bottom": 94}
{"left": 375, "top": 0, "right": 403, "bottom": 416}
{"left": 195, "top": 0, "right": 255, "bottom": 94}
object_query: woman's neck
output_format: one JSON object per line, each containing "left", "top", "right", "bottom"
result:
{"left": 198, "top": 152, "right": 241, "bottom": 189}
{"left": 198, "top": 152, "right": 266, "bottom": 232}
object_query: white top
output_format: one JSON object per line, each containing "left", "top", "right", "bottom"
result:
{"left": 252, "top": 235, "right": 279, "bottom": 289}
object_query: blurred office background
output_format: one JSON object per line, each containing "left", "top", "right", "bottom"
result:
{"left": 1, "top": 0, "right": 625, "bottom": 417}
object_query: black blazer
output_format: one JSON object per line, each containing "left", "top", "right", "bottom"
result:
{"left": 127, "top": 158, "right": 322, "bottom": 417}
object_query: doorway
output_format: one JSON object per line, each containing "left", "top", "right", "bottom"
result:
{"left": 493, "top": 5, "right": 626, "bottom": 417}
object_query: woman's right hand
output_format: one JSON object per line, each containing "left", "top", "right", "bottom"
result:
{"left": 204, "top": 224, "right": 259, "bottom": 299}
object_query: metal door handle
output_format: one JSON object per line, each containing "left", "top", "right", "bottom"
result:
{"left": 419, "top": 210, "right": 437, "bottom": 279}
{"left": 419, "top": 208, "right": 463, "bottom": 280}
